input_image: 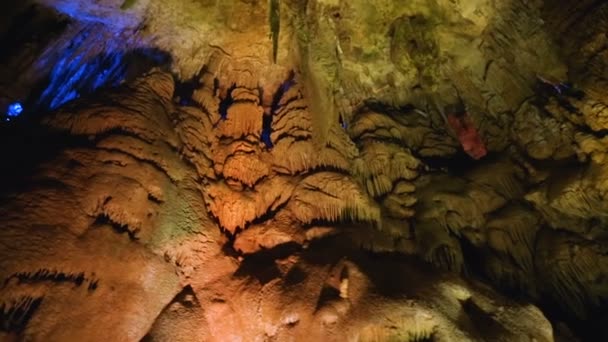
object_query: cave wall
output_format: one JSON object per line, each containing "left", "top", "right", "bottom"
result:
{"left": 0, "top": 0, "right": 607, "bottom": 340}
{"left": 0, "top": 67, "right": 555, "bottom": 342}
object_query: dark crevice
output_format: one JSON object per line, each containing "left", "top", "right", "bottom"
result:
{"left": 257, "top": 85, "right": 265, "bottom": 107}
{"left": 248, "top": 198, "right": 291, "bottom": 226}
{"left": 297, "top": 164, "right": 352, "bottom": 177}
{"left": 90, "top": 126, "right": 156, "bottom": 145}
{"left": 0, "top": 296, "right": 43, "bottom": 334}
{"left": 272, "top": 71, "right": 297, "bottom": 114}
{"left": 458, "top": 237, "right": 490, "bottom": 280}
{"left": 275, "top": 103, "right": 308, "bottom": 119}
{"left": 3, "top": 269, "right": 96, "bottom": 289}
{"left": 172, "top": 285, "right": 200, "bottom": 309}
{"left": 301, "top": 217, "right": 370, "bottom": 230}
{"left": 540, "top": 297, "right": 608, "bottom": 341}
{"left": 274, "top": 87, "right": 307, "bottom": 116}
{"left": 409, "top": 333, "right": 435, "bottom": 342}
{"left": 218, "top": 83, "right": 236, "bottom": 121}
{"left": 174, "top": 76, "right": 200, "bottom": 107}
{"left": 338, "top": 113, "right": 347, "bottom": 129}
{"left": 234, "top": 242, "right": 302, "bottom": 284}
{"left": 482, "top": 59, "right": 494, "bottom": 81}
{"left": 532, "top": 96, "right": 583, "bottom": 119}
{"left": 133, "top": 285, "right": 192, "bottom": 339}
{"left": 415, "top": 150, "right": 484, "bottom": 176}
{"left": 315, "top": 286, "right": 342, "bottom": 311}
{"left": 0, "top": 123, "right": 93, "bottom": 198}
{"left": 95, "top": 145, "right": 179, "bottom": 184}
{"left": 459, "top": 297, "right": 509, "bottom": 338}
{"left": 94, "top": 213, "right": 139, "bottom": 241}
{"left": 302, "top": 183, "right": 341, "bottom": 200}
{"left": 221, "top": 234, "right": 241, "bottom": 259}
{"left": 272, "top": 131, "right": 312, "bottom": 145}
{"left": 217, "top": 135, "right": 260, "bottom": 146}
{"left": 261, "top": 114, "right": 273, "bottom": 149}
{"left": 284, "top": 266, "right": 308, "bottom": 286}
{"left": 212, "top": 192, "right": 288, "bottom": 235}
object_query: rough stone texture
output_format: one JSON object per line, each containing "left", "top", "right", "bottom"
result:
{"left": 0, "top": 0, "right": 607, "bottom": 340}
{"left": 0, "top": 69, "right": 555, "bottom": 342}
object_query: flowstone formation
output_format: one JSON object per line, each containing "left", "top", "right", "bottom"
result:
{"left": 0, "top": 0, "right": 607, "bottom": 341}
{"left": 0, "top": 66, "right": 554, "bottom": 342}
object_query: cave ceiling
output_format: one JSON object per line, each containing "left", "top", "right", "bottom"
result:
{"left": 0, "top": 0, "right": 608, "bottom": 341}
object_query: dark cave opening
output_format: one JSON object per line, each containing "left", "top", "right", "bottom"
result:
{"left": 416, "top": 151, "right": 485, "bottom": 177}
{"left": 538, "top": 298, "right": 608, "bottom": 341}
{"left": 174, "top": 75, "right": 200, "bottom": 107}
{"left": 218, "top": 83, "right": 237, "bottom": 121}
{"left": 234, "top": 242, "right": 303, "bottom": 285}
{"left": 0, "top": 5, "right": 68, "bottom": 64}
{"left": 0, "top": 121, "right": 92, "bottom": 197}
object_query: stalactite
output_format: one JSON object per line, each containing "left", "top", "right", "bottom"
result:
{"left": 2, "top": 0, "right": 608, "bottom": 339}
{"left": 289, "top": 172, "right": 381, "bottom": 226}
{"left": 353, "top": 142, "right": 420, "bottom": 198}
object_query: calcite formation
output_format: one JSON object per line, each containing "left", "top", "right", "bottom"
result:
{"left": 0, "top": 0, "right": 607, "bottom": 340}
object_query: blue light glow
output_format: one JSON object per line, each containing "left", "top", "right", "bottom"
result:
{"left": 7, "top": 102, "right": 23, "bottom": 117}
{"left": 37, "top": 46, "right": 169, "bottom": 110}
{"left": 27, "top": 23, "right": 171, "bottom": 113}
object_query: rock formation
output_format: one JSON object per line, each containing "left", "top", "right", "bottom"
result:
{"left": 0, "top": 0, "right": 607, "bottom": 341}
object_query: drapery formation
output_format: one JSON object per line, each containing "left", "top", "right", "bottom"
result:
{"left": 1, "top": 0, "right": 607, "bottom": 340}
